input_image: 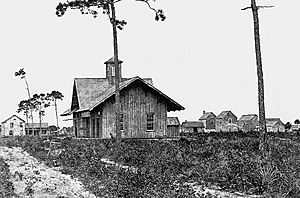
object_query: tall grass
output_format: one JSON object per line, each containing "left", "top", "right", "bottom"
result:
{"left": 2, "top": 134, "right": 300, "bottom": 197}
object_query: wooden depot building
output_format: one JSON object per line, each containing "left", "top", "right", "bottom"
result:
{"left": 61, "top": 58, "right": 184, "bottom": 139}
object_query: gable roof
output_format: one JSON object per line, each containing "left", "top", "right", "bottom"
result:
{"left": 239, "top": 114, "right": 258, "bottom": 121}
{"left": 266, "top": 118, "right": 284, "bottom": 127}
{"left": 2, "top": 115, "right": 25, "bottom": 124}
{"left": 104, "top": 57, "right": 123, "bottom": 64}
{"left": 181, "top": 121, "right": 204, "bottom": 128}
{"left": 26, "top": 123, "right": 49, "bottom": 129}
{"left": 217, "top": 111, "right": 236, "bottom": 119}
{"left": 71, "top": 76, "right": 184, "bottom": 113}
{"left": 167, "top": 117, "right": 180, "bottom": 126}
{"left": 74, "top": 78, "right": 112, "bottom": 111}
{"left": 199, "top": 112, "right": 216, "bottom": 120}
{"left": 73, "top": 77, "right": 154, "bottom": 112}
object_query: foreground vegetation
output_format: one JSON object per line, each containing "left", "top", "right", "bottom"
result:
{"left": 1, "top": 132, "right": 300, "bottom": 197}
{"left": 0, "top": 157, "right": 15, "bottom": 197}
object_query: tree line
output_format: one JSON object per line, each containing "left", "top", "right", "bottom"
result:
{"left": 15, "top": 68, "right": 63, "bottom": 135}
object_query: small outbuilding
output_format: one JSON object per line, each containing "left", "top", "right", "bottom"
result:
{"left": 25, "top": 123, "right": 49, "bottom": 136}
{"left": 181, "top": 121, "right": 204, "bottom": 133}
{"left": 166, "top": 117, "right": 180, "bottom": 137}
{"left": 238, "top": 114, "right": 259, "bottom": 132}
{"left": 215, "top": 111, "right": 238, "bottom": 132}
{"left": 199, "top": 111, "right": 216, "bottom": 130}
{"left": 266, "top": 118, "right": 285, "bottom": 132}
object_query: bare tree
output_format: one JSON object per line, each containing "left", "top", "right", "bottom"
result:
{"left": 56, "top": 0, "right": 165, "bottom": 141}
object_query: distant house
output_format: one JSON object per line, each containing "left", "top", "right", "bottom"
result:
{"left": 1, "top": 115, "right": 25, "bottom": 136}
{"left": 199, "top": 111, "right": 216, "bottom": 130}
{"left": 266, "top": 118, "right": 285, "bottom": 132}
{"left": 238, "top": 114, "right": 259, "bottom": 132}
{"left": 61, "top": 58, "right": 184, "bottom": 139}
{"left": 166, "top": 117, "right": 180, "bottom": 137}
{"left": 215, "top": 111, "right": 238, "bottom": 132}
{"left": 58, "top": 126, "right": 74, "bottom": 136}
{"left": 25, "top": 123, "right": 49, "bottom": 136}
{"left": 291, "top": 124, "right": 300, "bottom": 132}
{"left": 181, "top": 121, "right": 204, "bottom": 133}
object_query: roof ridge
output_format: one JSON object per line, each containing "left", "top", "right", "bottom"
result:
{"left": 2, "top": 115, "right": 25, "bottom": 123}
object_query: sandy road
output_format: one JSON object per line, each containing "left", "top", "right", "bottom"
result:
{"left": 0, "top": 146, "right": 97, "bottom": 198}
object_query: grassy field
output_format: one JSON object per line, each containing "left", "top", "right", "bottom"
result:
{"left": 1, "top": 133, "right": 300, "bottom": 197}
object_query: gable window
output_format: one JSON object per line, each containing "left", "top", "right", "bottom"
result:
{"left": 10, "top": 123, "right": 14, "bottom": 128}
{"left": 120, "top": 114, "right": 124, "bottom": 131}
{"left": 146, "top": 113, "right": 154, "bottom": 131}
{"left": 228, "top": 118, "right": 232, "bottom": 124}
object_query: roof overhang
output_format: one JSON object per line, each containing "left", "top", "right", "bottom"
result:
{"left": 60, "top": 108, "right": 77, "bottom": 116}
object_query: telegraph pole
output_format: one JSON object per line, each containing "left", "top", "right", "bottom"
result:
{"left": 242, "top": 1, "right": 274, "bottom": 150}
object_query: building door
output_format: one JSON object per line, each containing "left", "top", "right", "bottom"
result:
{"left": 193, "top": 127, "right": 197, "bottom": 133}
{"left": 74, "top": 120, "right": 78, "bottom": 137}
{"left": 92, "top": 118, "right": 96, "bottom": 138}
{"left": 85, "top": 118, "right": 90, "bottom": 138}
{"left": 96, "top": 113, "right": 102, "bottom": 138}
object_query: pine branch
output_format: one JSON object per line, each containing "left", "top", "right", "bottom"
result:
{"left": 135, "top": 0, "right": 166, "bottom": 21}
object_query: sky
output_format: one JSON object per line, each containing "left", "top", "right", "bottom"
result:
{"left": 1, "top": 0, "right": 300, "bottom": 127}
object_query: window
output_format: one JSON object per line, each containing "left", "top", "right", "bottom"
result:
{"left": 111, "top": 66, "right": 115, "bottom": 77}
{"left": 120, "top": 114, "right": 124, "bottom": 131}
{"left": 146, "top": 113, "right": 154, "bottom": 131}
{"left": 10, "top": 123, "right": 14, "bottom": 128}
{"left": 228, "top": 118, "right": 232, "bottom": 124}
{"left": 20, "top": 122, "right": 23, "bottom": 128}
{"left": 9, "top": 130, "right": 13, "bottom": 136}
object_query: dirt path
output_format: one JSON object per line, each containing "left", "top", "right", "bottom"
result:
{"left": 0, "top": 146, "right": 97, "bottom": 198}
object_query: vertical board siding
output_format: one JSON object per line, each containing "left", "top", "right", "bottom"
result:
{"left": 103, "top": 81, "right": 167, "bottom": 138}
{"left": 73, "top": 81, "right": 168, "bottom": 139}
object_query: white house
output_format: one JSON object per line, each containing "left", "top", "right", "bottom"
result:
{"left": 1, "top": 115, "right": 25, "bottom": 136}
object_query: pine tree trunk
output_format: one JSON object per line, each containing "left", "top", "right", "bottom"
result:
{"left": 54, "top": 99, "right": 59, "bottom": 129}
{"left": 39, "top": 107, "right": 42, "bottom": 136}
{"left": 111, "top": 1, "right": 121, "bottom": 141}
{"left": 251, "top": 0, "right": 267, "bottom": 149}
{"left": 24, "top": 77, "right": 34, "bottom": 135}
{"left": 25, "top": 113, "right": 29, "bottom": 136}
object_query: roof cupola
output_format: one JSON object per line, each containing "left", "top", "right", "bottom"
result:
{"left": 104, "top": 57, "right": 123, "bottom": 84}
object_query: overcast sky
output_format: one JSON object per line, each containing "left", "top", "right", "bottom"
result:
{"left": 1, "top": 0, "right": 299, "bottom": 126}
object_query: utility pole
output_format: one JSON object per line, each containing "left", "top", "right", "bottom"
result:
{"left": 242, "top": 1, "right": 274, "bottom": 150}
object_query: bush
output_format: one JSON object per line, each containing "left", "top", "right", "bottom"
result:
{"left": 0, "top": 158, "right": 15, "bottom": 197}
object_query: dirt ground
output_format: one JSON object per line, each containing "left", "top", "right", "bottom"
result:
{"left": 0, "top": 146, "right": 96, "bottom": 198}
